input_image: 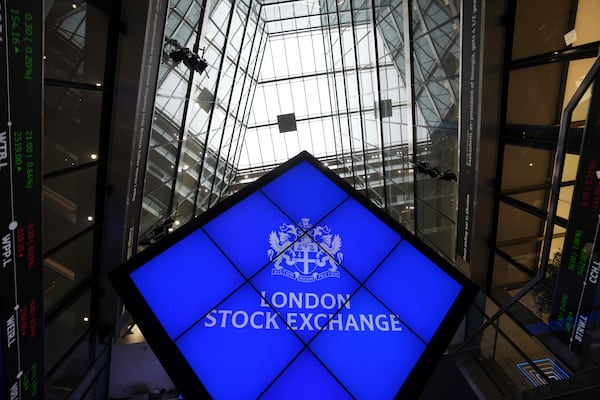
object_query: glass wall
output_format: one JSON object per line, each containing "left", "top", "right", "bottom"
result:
{"left": 490, "top": 0, "right": 600, "bottom": 371}
{"left": 139, "top": 0, "right": 267, "bottom": 244}
{"left": 43, "top": 0, "right": 120, "bottom": 397}
{"left": 410, "top": 0, "right": 459, "bottom": 258}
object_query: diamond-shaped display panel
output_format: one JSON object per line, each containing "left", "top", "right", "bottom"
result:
{"left": 131, "top": 229, "right": 245, "bottom": 339}
{"left": 313, "top": 197, "right": 402, "bottom": 282}
{"left": 113, "top": 152, "right": 474, "bottom": 399}
{"left": 260, "top": 350, "right": 353, "bottom": 399}
{"left": 176, "top": 284, "right": 304, "bottom": 399}
{"left": 204, "top": 191, "right": 296, "bottom": 278}
{"left": 251, "top": 231, "right": 361, "bottom": 343}
{"left": 261, "top": 160, "right": 348, "bottom": 224}
{"left": 309, "top": 289, "right": 426, "bottom": 400}
{"left": 365, "top": 240, "right": 462, "bottom": 342}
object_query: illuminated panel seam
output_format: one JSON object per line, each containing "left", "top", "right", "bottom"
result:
{"left": 116, "top": 152, "right": 474, "bottom": 400}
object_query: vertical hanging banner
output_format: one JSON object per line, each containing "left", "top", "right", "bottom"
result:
{"left": 0, "top": 1, "right": 44, "bottom": 399}
{"left": 456, "top": 0, "right": 482, "bottom": 264}
{"left": 550, "top": 79, "right": 600, "bottom": 357}
{"left": 124, "top": 0, "right": 168, "bottom": 260}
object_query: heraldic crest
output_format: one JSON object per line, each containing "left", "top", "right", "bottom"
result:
{"left": 268, "top": 218, "right": 343, "bottom": 283}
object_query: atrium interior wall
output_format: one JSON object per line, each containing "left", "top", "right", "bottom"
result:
{"left": 18, "top": 0, "right": 600, "bottom": 398}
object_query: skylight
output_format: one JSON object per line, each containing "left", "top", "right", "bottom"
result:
{"left": 239, "top": 0, "right": 407, "bottom": 169}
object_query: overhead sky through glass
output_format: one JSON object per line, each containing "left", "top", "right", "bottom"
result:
{"left": 140, "top": 0, "right": 461, "bottom": 261}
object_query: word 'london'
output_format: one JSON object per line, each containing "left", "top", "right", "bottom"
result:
{"left": 204, "top": 291, "right": 404, "bottom": 332}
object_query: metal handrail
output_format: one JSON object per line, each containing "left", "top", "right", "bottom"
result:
{"left": 460, "top": 52, "right": 600, "bottom": 350}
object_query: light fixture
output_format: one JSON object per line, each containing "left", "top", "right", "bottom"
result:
{"left": 90, "top": 153, "right": 98, "bottom": 160}
{"left": 72, "top": 3, "right": 77, "bottom": 9}
{"left": 95, "top": 83, "right": 102, "bottom": 87}
{"left": 83, "top": 316, "right": 89, "bottom": 322}
{"left": 87, "top": 215, "right": 93, "bottom": 222}
{"left": 166, "top": 38, "right": 208, "bottom": 74}
{"left": 413, "top": 161, "right": 457, "bottom": 181}
{"left": 528, "top": 162, "right": 534, "bottom": 167}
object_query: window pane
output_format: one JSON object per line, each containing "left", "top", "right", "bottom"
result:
{"left": 44, "top": 86, "right": 103, "bottom": 174}
{"left": 43, "top": 167, "right": 98, "bottom": 251}
{"left": 45, "top": 1, "right": 109, "bottom": 85}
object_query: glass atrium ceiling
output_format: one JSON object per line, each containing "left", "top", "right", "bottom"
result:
{"left": 141, "top": 0, "right": 460, "bottom": 259}
{"left": 244, "top": 0, "right": 397, "bottom": 169}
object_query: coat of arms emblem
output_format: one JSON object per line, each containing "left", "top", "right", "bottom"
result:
{"left": 268, "top": 218, "right": 343, "bottom": 282}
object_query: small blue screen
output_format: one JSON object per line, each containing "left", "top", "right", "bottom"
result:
{"left": 129, "top": 157, "right": 465, "bottom": 399}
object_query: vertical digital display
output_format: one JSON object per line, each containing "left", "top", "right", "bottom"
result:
{"left": 0, "top": 1, "right": 44, "bottom": 399}
{"left": 550, "top": 77, "right": 600, "bottom": 357}
{"left": 111, "top": 152, "right": 477, "bottom": 399}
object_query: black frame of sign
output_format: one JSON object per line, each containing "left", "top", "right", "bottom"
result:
{"left": 110, "top": 151, "right": 478, "bottom": 399}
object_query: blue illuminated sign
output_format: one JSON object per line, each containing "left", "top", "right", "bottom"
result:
{"left": 111, "top": 152, "right": 476, "bottom": 399}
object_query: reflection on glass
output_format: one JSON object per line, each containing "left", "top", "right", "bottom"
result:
{"left": 44, "top": 231, "right": 94, "bottom": 313}
{"left": 416, "top": 199, "right": 455, "bottom": 259}
{"left": 45, "top": 0, "right": 109, "bottom": 84}
{"left": 43, "top": 167, "right": 98, "bottom": 251}
{"left": 512, "top": 0, "right": 574, "bottom": 60}
{"left": 44, "top": 86, "right": 103, "bottom": 174}
{"left": 45, "top": 290, "right": 92, "bottom": 372}
{"left": 506, "top": 64, "right": 563, "bottom": 125}
{"left": 501, "top": 145, "right": 554, "bottom": 193}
